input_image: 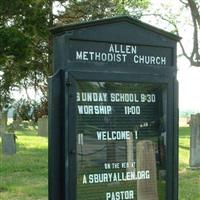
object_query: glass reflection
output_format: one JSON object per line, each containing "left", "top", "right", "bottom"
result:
{"left": 76, "top": 82, "right": 167, "bottom": 200}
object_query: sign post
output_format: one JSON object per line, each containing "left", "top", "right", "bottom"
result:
{"left": 49, "top": 16, "right": 180, "bottom": 200}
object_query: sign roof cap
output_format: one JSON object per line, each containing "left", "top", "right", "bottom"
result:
{"left": 50, "top": 15, "right": 181, "bottom": 41}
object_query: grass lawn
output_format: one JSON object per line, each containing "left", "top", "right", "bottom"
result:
{"left": 0, "top": 126, "right": 199, "bottom": 199}
{"left": 0, "top": 126, "right": 48, "bottom": 200}
{"left": 179, "top": 127, "right": 200, "bottom": 200}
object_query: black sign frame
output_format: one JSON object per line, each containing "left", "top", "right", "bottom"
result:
{"left": 49, "top": 16, "right": 179, "bottom": 200}
{"left": 62, "top": 70, "right": 178, "bottom": 200}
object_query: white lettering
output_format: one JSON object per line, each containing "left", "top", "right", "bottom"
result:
{"left": 106, "top": 190, "right": 134, "bottom": 200}
{"left": 114, "top": 44, "right": 120, "bottom": 53}
{"left": 124, "top": 106, "right": 141, "bottom": 115}
{"left": 86, "top": 171, "right": 150, "bottom": 184}
{"left": 140, "top": 94, "right": 156, "bottom": 103}
{"left": 77, "top": 92, "right": 107, "bottom": 102}
{"left": 133, "top": 55, "right": 167, "bottom": 65}
{"left": 109, "top": 44, "right": 137, "bottom": 54}
{"left": 109, "top": 44, "right": 115, "bottom": 53}
{"left": 89, "top": 52, "right": 94, "bottom": 60}
{"left": 76, "top": 51, "right": 82, "bottom": 60}
{"left": 78, "top": 105, "right": 112, "bottom": 115}
{"left": 83, "top": 51, "right": 88, "bottom": 60}
{"left": 161, "top": 57, "right": 166, "bottom": 65}
{"left": 96, "top": 131, "right": 131, "bottom": 141}
{"left": 76, "top": 49, "right": 167, "bottom": 65}
{"left": 151, "top": 56, "right": 155, "bottom": 64}
{"left": 82, "top": 175, "right": 87, "bottom": 184}
{"left": 110, "top": 93, "right": 139, "bottom": 102}
{"left": 77, "top": 92, "right": 80, "bottom": 102}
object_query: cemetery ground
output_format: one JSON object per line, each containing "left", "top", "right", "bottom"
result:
{"left": 0, "top": 124, "right": 48, "bottom": 200}
{"left": 0, "top": 125, "right": 200, "bottom": 200}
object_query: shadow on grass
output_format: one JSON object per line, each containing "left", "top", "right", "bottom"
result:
{"left": 179, "top": 145, "right": 190, "bottom": 150}
{"left": 15, "top": 129, "right": 39, "bottom": 136}
{"left": 0, "top": 186, "right": 8, "bottom": 192}
{"left": 1, "top": 124, "right": 48, "bottom": 200}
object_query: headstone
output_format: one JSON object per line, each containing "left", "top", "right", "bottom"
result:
{"left": 0, "top": 123, "right": 6, "bottom": 137}
{"left": 2, "top": 133, "right": 16, "bottom": 155}
{"left": 137, "top": 140, "right": 158, "bottom": 200}
{"left": 127, "top": 132, "right": 135, "bottom": 172}
{"left": 38, "top": 115, "right": 48, "bottom": 136}
{"left": 189, "top": 113, "right": 200, "bottom": 168}
{"left": 0, "top": 111, "right": 7, "bottom": 137}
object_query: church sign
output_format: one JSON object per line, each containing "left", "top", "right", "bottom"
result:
{"left": 70, "top": 41, "right": 172, "bottom": 66}
{"left": 49, "top": 16, "right": 180, "bottom": 200}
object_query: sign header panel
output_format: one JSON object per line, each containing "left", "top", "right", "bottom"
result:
{"left": 69, "top": 40, "right": 173, "bottom": 66}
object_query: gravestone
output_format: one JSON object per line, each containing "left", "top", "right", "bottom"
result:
{"left": 2, "top": 133, "right": 16, "bottom": 155}
{"left": 189, "top": 113, "right": 200, "bottom": 168}
{"left": 0, "top": 111, "right": 7, "bottom": 137}
{"left": 38, "top": 115, "right": 48, "bottom": 137}
{"left": 126, "top": 132, "right": 135, "bottom": 172}
{"left": 137, "top": 140, "right": 158, "bottom": 200}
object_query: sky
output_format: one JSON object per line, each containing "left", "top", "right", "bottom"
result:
{"left": 52, "top": 0, "right": 200, "bottom": 113}
{"left": 141, "top": 0, "right": 200, "bottom": 113}
{"left": 178, "top": 65, "right": 200, "bottom": 112}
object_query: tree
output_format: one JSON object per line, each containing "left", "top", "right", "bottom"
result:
{"left": 142, "top": 0, "right": 199, "bottom": 67}
{"left": 54, "top": 0, "right": 150, "bottom": 24}
{"left": 0, "top": 0, "right": 53, "bottom": 111}
{"left": 179, "top": 0, "right": 200, "bottom": 67}
{"left": 0, "top": 0, "right": 150, "bottom": 115}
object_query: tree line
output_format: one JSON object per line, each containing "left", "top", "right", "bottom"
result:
{"left": 0, "top": 0, "right": 199, "bottom": 120}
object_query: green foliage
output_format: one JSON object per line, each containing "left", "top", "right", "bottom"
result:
{"left": 114, "top": 0, "right": 150, "bottom": 15}
{"left": 0, "top": 28, "right": 30, "bottom": 61}
{"left": 144, "top": 0, "right": 200, "bottom": 67}
{"left": 14, "top": 100, "right": 33, "bottom": 121}
{"left": 0, "top": 0, "right": 150, "bottom": 111}
{"left": 179, "top": 127, "right": 200, "bottom": 199}
{"left": 57, "top": 0, "right": 150, "bottom": 23}
{"left": 0, "top": 0, "right": 52, "bottom": 107}
{"left": 12, "top": 98, "right": 48, "bottom": 122}
{"left": 0, "top": 0, "right": 152, "bottom": 130}
{"left": 32, "top": 98, "right": 48, "bottom": 122}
